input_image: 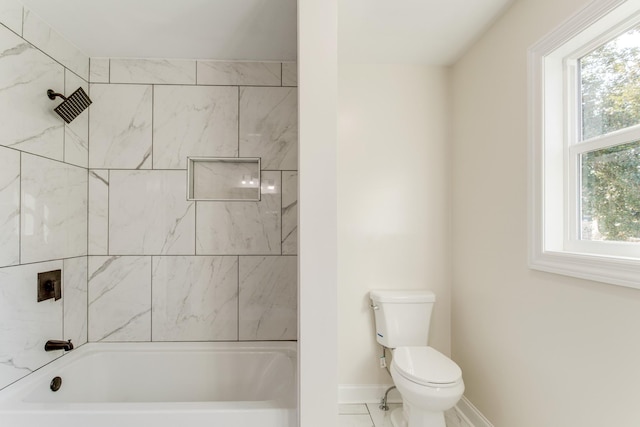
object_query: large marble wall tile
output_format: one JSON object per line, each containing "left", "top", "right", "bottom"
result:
{"left": 238, "top": 256, "right": 297, "bottom": 340}
{"left": 282, "top": 171, "right": 298, "bottom": 255}
{"left": 196, "top": 171, "right": 281, "bottom": 255}
{"left": 197, "top": 61, "right": 281, "bottom": 86}
{"left": 109, "top": 170, "right": 195, "bottom": 255}
{"left": 88, "top": 256, "right": 151, "bottom": 342}
{"left": 89, "top": 84, "right": 152, "bottom": 169}
{"left": 21, "top": 154, "right": 87, "bottom": 264}
{"left": 239, "top": 87, "right": 298, "bottom": 170}
{"left": 89, "top": 58, "right": 109, "bottom": 83}
{"left": 0, "top": 24, "right": 64, "bottom": 161}
{"left": 0, "top": 260, "right": 63, "bottom": 390}
{"left": 22, "top": 9, "right": 89, "bottom": 80}
{"left": 64, "top": 70, "right": 88, "bottom": 168}
{"left": 153, "top": 85, "right": 238, "bottom": 169}
{"left": 63, "top": 257, "right": 87, "bottom": 347}
{"left": 282, "top": 62, "right": 297, "bottom": 87}
{"left": 0, "top": 0, "right": 23, "bottom": 35}
{"left": 152, "top": 256, "right": 238, "bottom": 341}
{"left": 0, "top": 146, "right": 20, "bottom": 267}
{"left": 88, "top": 170, "right": 108, "bottom": 255}
{"left": 110, "top": 58, "right": 195, "bottom": 84}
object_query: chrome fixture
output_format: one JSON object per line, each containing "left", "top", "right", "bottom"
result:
{"left": 379, "top": 385, "right": 396, "bottom": 411}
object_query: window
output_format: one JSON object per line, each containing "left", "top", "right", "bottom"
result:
{"left": 578, "top": 29, "right": 640, "bottom": 244}
{"left": 529, "top": 0, "right": 640, "bottom": 288}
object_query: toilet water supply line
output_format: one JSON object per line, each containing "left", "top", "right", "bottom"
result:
{"left": 379, "top": 345, "right": 396, "bottom": 411}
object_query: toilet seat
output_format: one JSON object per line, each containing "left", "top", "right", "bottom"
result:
{"left": 392, "top": 346, "right": 462, "bottom": 388}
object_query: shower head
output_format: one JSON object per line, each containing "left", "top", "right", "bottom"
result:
{"left": 47, "top": 87, "right": 92, "bottom": 124}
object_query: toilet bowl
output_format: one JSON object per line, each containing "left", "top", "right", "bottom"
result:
{"left": 369, "top": 290, "right": 465, "bottom": 427}
{"left": 389, "top": 346, "right": 464, "bottom": 427}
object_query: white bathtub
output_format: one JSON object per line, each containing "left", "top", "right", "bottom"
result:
{"left": 0, "top": 341, "right": 297, "bottom": 427}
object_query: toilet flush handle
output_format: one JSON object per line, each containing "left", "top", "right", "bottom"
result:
{"left": 369, "top": 303, "right": 379, "bottom": 310}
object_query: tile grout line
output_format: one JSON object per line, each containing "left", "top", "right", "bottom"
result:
{"left": 237, "top": 86, "right": 241, "bottom": 157}
{"left": 86, "top": 73, "right": 90, "bottom": 341}
{"left": 0, "top": 254, "right": 298, "bottom": 262}
{"left": 62, "top": 260, "right": 66, "bottom": 340}
{"left": 18, "top": 151, "right": 22, "bottom": 265}
{"left": 62, "top": 68, "right": 66, "bottom": 163}
{"left": 194, "top": 200, "right": 198, "bottom": 255}
{"left": 280, "top": 171, "right": 283, "bottom": 255}
{"left": 150, "top": 256, "right": 153, "bottom": 342}
{"left": 365, "top": 402, "right": 376, "bottom": 427}
{"left": 237, "top": 255, "right": 240, "bottom": 341}
{"left": 107, "top": 169, "right": 110, "bottom": 256}
{"left": 20, "top": 9, "right": 88, "bottom": 83}
{"left": 151, "top": 84, "right": 154, "bottom": 170}
{"left": 86, "top": 250, "right": 90, "bottom": 344}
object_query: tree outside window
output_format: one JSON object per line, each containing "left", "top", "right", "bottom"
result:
{"left": 579, "top": 25, "right": 640, "bottom": 242}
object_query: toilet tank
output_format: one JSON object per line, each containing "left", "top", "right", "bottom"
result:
{"left": 369, "top": 290, "right": 435, "bottom": 348}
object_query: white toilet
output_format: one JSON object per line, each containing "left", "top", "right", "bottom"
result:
{"left": 369, "top": 290, "right": 464, "bottom": 427}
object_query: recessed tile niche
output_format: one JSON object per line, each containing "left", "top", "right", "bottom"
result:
{"left": 187, "top": 157, "right": 261, "bottom": 201}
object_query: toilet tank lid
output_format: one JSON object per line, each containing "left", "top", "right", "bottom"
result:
{"left": 369, "top": 290, "right": 436, "bottom": 303}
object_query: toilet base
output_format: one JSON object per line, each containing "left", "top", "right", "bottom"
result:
{"left": 390, "top": 408, "right": 406, "bottom": 427}
{"left": 389, "top": 404, "right": 446, "bottom": 427}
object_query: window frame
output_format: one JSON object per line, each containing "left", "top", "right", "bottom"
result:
{"left": 529, "top": 0, "right": 640, "bottom": 289}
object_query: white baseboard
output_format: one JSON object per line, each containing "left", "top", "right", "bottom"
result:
{"left": 339, "top": 386, "right": 493, "bottom": 427}
{"left": 338, "top": 384, "right": 402, "bottom": 404}
{"left": 456, "top": 396, "right": 494, "bottom": 427}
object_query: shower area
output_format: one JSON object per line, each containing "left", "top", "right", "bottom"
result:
{"left": 0, "top": 0, "right": 298, "bottom": 424}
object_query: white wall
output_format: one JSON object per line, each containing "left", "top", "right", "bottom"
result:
{"left": 337, "top": 64, "right": 451, "bottom": 389}
{"left": 298, "top": 0, "right": 338, "bottom": 425}
{"left": 451, "top": 0, "right": 640, "bottom": 425}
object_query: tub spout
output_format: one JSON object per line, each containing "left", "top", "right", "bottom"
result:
{"left": 45, "top": 339, "right": 73, "bottom": 352}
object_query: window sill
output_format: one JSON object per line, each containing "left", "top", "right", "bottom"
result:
{"left": 529, "top": 249, "right": 640, "bottom": 289}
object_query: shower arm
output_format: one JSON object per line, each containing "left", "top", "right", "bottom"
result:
{"left": 47, "top": 90, "right": 67, "bottom": 101}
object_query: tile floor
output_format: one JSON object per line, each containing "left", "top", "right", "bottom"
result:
{"left": 338, "top": 403, "right": 473, "bottom": 427}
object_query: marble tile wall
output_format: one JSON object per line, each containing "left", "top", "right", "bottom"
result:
{"left": 88, "top": 256, "right": 151, "bottom": 342}
{"left": 0, "top": 6, "right": 89, "bottom": 390}
{"left": 108, "top": 170, "right": 195, "bottom": 255}
{"left": 0, "top": 146, "right": 20, "bottom": 267}
{"left": 153, "top": 85, "right": 238, "bottom": 168}
{"left": 21, "top": 153, "right": 87, "bottom": 264}
{"left": 195, "top": 171, "right": 281, "bottom": 255}
{"left": 86, "top": 58, "right": 298, "bottom": 345}
{"left": 0, "top": 0, "right": 22, "bottom": 35}
{"left": 239, "top": 256, "right": 297, "bottom": 340}
{"left": 88, "top": 84, "right": 152, "bottom": 169}
{"left": 151, "top": 256, "right": 238, "bottom": 341}
{"left": 0, "top": 21, "right": 64, "bottom": 160}
{"left": 0, "top": 260, "right": 64, "bottom": 387}
{"left": 22, "top": 10, "right": 88, "bottom": 80}
{"left": 1, "top": 2, "right": 299, "bottom": 391}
